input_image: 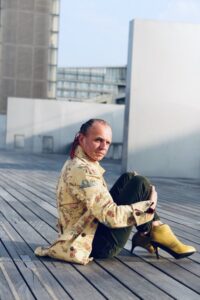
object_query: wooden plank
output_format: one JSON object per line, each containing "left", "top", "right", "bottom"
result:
{"left": 0, "top": 171, "right": 56, "bottom": 206}
{"left": 4, "top": 169, "right": 56, "bottom": 196}
{"left": 0, "top": 242, "right": 34, "bottom": 300}
{"left": 118, "top": 249, "right": 200, "bottom": 299}
{"left": 42, "top": 261, "right": 106, "bottom": 300}
{"left": 95, "top": 258, "right": 173, "bottom": 299}
{"left": 0, "top": 268, "right": 15, "bottom": 300}
{"left": 75, "top": 262, "right": 139, "bottom": 299}
{"left": 0, "top": 180, "right": 57, "bottom": 224}
{"left": 1, "top": 171, "right": 55, "bottom": 206}
{"left": 0, "top": 190, "right": 58, "bottom": 243}
{"left": 124, "top": 242, "right": 200, "bottom": 296}
{"left": 0, "top": 212, "right": 105, "bottom": 300}
{"left": 0, "top": 214, "right": 72, "bottom": 300}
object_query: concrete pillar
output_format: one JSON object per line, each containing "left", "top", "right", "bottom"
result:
{"left": 122, "top": 19, "right": 200, "bottom": 178}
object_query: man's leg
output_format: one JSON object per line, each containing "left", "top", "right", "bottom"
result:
{"left": 91, "top": 173, "right": 160, "bottom": 258}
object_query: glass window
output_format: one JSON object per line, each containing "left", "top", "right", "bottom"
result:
{"left": 63, "top": 90, "right": 75, "bottom": 97}
{"left": 57, "top": 81, "right": 62, "bottom": 87}
{"left": 76, "top": 91, "right": 88, "bottom": 98}
{"left": 77, "top": 74, "right": 90, "bottom": 81}
{"left": 76, "top": 82, "right": 89, "bottom": 90}
{"left": 90, "top": 75, "right": 103, "bottom": 82}
{"left": 96, "top": 84, "right": 102, "bottom": 91}
{"left": 89, "top": 92, "right": 99, "bottom": 98}
{"left": 90, "top": 83, "right": 97, "bottom": 90}
{"left": 63, "top": 81, "right": 76, "bottom": 89}
{"left": 65, "top": 73, "right": 77, "bottom": 80}
{"left": 57, "top": 90, "right": 61, "bottom": 97}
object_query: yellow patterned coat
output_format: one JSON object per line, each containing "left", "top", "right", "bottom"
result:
{"left": 35, "top": 146, "right": 155, "bottom": 265}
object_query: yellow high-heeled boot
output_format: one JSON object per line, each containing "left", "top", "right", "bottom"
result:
{"left": 151, "top": 224, "right": 196, "bottom": 259}
{"left": 131, "top": 232, "right": 155, "bottom": 254}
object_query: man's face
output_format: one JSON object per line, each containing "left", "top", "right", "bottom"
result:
{"left": 79, "top": 122, "right": 112, "bottom": 162}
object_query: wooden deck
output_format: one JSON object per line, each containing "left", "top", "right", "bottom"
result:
{"left": 0, "top": 150, "right": 199, "bottom": 300}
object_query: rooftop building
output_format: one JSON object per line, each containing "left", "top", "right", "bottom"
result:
{"left": 57, "top": 66, "right": 127, "bottom": 104}
{"left": 0, "top": 0, "right": 60, "bottom": 114}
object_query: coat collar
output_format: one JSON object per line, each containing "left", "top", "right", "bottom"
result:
{"left": 74, "top": 145, "right": 105, "bottom": 175}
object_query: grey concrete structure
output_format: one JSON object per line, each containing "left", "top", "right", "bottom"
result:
{"left": 0, "top": 0, "right": 59, "bottom": 114}
{"left": 0, "top": 114, "right": 6, "bottom": 148}
{"left": 57, "top": 66, "right": 126, "bottom": 104}
{"left": 6, "top": 97, "right": 124, "bottom": 158}
{"left": 123, "top": 19, "right": 200, "bottom": 179}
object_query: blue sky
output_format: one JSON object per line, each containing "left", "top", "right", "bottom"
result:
{"left": 58, "top": 0, "right": 200, "bottom": 67}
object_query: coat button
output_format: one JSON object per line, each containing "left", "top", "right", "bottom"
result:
{"left": 135, "top": 211, "right": 141, "bottom": 216}
{"left": 81, "top": 233, "right": 86, "bottom": 237}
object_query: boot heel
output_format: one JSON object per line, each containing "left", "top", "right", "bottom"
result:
{"left": 152, "top": 242, "right": 160, "bottom": 259}
{"left": 130, "top": 243, "right": 135, "bottom": 254}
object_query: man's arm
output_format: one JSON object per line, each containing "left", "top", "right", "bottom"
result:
{"left": 67, "top": 166, "right": 156, "bottom": 228}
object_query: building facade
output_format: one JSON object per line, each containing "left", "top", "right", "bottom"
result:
{"left": 57, "top": 66, "right": 127, "bottom": 104}
{"left": 0, "top": 0, "right": 59, "bottom": 114}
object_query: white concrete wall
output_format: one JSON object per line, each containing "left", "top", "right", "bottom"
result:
{"left": 122, "top": 19, "right": 200, "bottom": 178}
{"left": 0, "top": 114, "right": 6, "bottom": 149}
{"left": 6, "top": 98, "right": 124, "bottom": 157}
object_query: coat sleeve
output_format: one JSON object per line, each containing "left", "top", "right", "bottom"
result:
{"left": 67, "top": 165, "right": 155, "bottom": 228}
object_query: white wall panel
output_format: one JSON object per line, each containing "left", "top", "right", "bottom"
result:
{"left": 123, "top": 20, "right": 200, "bottom": 178}
{"left": 6, "top": 98, "right": 124, "bottom": 157}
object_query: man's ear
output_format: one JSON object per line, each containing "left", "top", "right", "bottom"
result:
{"left": 78, "top": 133, "right": 84, "bottom": 146}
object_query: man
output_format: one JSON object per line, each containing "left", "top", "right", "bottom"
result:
{"left": 35, "top": 119, "right": 196, "bottom": 265}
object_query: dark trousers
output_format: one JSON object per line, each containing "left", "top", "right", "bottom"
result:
{"left": 91, "top": 173, "right": 160, "bottom": 258}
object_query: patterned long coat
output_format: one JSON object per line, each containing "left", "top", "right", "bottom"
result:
{"left": 35, "top": 146, "right": 155, "bottom": 265}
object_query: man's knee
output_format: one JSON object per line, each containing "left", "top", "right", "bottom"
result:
{"left": 119, "top": 171, "right": 138, "bottom": 182}
{"left": 134, "top": 175, "right": 150, "bottom": 184}
{"left": 119, "top": 172, "right": 151, "bottom": 186}
{"left": 128, "top": 175, "right": 151, "bottom": 192}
